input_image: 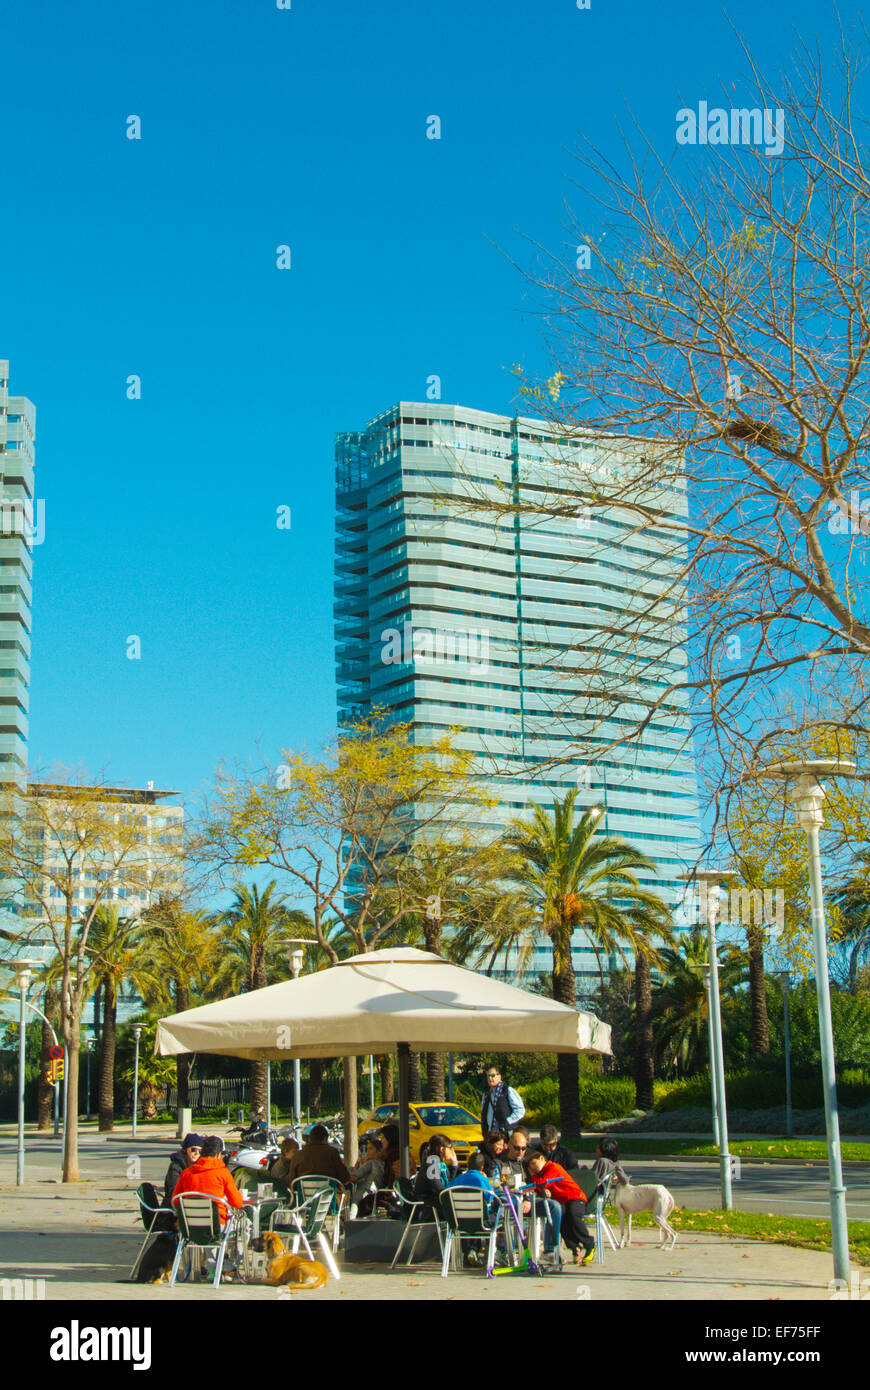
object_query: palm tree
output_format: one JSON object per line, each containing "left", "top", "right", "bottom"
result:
{"left": 503, "top": 790, "right": 671, "bottom": 1136}
{"left": 136, "top": 897, "right": 219, "bottom": 1107}
{"left": 730, "top": 853, "right": 772, "bottom": 1054}
{"left": 653, "top": 924, "right": 746, "bottom": 1076}
{"left": 831, "top": 858, "right": 870, "bottom": 993}
{"left": 207, "top": 882, "right": 312, "bottom": 1115}
{"left": 84, "top": 907, "right": 160, "bottom": 1132}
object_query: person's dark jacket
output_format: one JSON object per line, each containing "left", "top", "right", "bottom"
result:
{"left": 533, "top": 1142, "right": 576, "bottom": 1172}
{"left": 480, "top": 1082, "right": 524, "bottom": 1138}
{"left": 163, "top": 1149, "right": 189, "bottom": 1209}
{"left": 477, "top": 1144, "right": 506, "bottom": 1182}
{"left": 412, "top": 1157, "right": 459, "bottom": 1209}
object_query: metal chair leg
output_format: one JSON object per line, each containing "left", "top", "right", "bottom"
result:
{"left": 390, "top": 1215, "right": 412, "bottom": 1270}
{"left": 168, "top": 1237, "right": 186, "bottom": 1287}
{"left": 129, "top": 1222, "right": 158, "bottom": 1281}
{"left": 318, "top": 1231, "right": 340, "bottom": 1280}
{"left": 441, "top": 1229, "right": 453, "bottom": 1277}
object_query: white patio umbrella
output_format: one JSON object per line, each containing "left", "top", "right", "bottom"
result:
{"left": 156, "top": 946, "right": 611, "bottom": 1173}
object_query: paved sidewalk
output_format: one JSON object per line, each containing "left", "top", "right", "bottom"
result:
{"left": 0, "top": 1172, "right": 842, "bottom": 1302}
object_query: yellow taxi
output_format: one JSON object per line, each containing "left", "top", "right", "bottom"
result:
{"left": 358, "top": 1102, "right": 481, "bottom": 1166}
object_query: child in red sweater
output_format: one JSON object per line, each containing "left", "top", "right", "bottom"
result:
{"left": 525, "top": 1149, "right": 595, "bottom": 1264}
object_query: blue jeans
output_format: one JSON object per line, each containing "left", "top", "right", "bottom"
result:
{"left": 534, "top": 1197, "right": 561, "bottom": 1253}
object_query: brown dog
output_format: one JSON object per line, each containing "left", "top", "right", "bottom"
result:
{"left": 256, "top": 1231, "right": 329, "bottom": 1288}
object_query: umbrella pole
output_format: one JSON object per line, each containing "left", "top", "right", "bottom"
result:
{"left": 398, "top": 1042, "right": 410, "bottom": 1178}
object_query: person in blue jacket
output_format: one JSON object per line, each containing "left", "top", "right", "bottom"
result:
{"left": 447, "top": 1151, "right": 500, "bottom": 1268}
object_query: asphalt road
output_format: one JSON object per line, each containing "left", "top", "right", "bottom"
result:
{"left": 2, "top": 1132, "right": 869, "bottom": 1224}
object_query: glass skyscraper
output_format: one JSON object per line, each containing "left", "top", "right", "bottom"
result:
{"left": 0, "top": 359, "right": 34, "bottom": 792}
{"left": 335, "top": 401, "right": 701, "bottom": 992}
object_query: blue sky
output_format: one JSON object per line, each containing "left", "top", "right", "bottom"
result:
{"left": 1, "top": 0, "right": 860, "bottom": 828}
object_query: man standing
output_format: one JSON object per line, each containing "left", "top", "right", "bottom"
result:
{"left": 480, "top": 1064, "right": 525, "bottom": 1138}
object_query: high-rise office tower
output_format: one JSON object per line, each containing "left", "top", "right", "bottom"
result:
{"left": 0, "top": 359, "right": 34, "bottom": 791}
{"left": 335, "top": 401, "right": 701, "bottom": 993}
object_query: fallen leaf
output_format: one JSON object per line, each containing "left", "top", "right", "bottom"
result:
{"left": 407, "top": 1281, "right": 424, "bottom": 1287}
{"left": 732, "top": 1283, "right": 747, "bottom": 1287}
{"left": 667, "top": 1270, "right": 682, "bottom": 1276}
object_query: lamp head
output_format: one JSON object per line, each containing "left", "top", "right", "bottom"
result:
{"left": 132, "top": 1025, "right": 142, "bottom": 1041}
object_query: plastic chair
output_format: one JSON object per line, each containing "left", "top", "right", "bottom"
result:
{"left": 389, "top": 1177, "right": 446, "bottom": 1269}
{"left": 129, "top": 1182, "right": 175, "bottom": 1280}
{"left": 289, "top": 1174, "right": 347, "bottom": 1253}
{"left": 592, "top": 1172, "right": 619, "bottom": 1262}
{"left": 437, "top": 1188, "right": 500, "bottom": 1277}
{"left": 269, "top": 1188, "right": 341, "bottom": 1280}
{"left": 169, "top": 1193, "right": 249, "bottom": 1289}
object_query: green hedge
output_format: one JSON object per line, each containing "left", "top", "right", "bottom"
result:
{"left": 519, "top": 1068, "right": 870, "bottom": 1128}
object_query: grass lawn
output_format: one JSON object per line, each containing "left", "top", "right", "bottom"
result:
{"left": 626, "top": 1207, "right": 870, "bottom": 1265}
{"left": 566, "top": 1136, "right": 870, "bottom": 1162}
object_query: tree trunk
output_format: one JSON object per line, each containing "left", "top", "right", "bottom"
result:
{"left": 343, "top": 1056, "right": 359, "bottom": 1166}
{"left": 378, "top": 1054, "right": 394, "bottom": 1103}
{"left": 747, "top": 924, "right": 770, "bottom": 1055}
{"left": 422, "top": 919, "right": 444, "bottom": 1100}
{"left": 425, "top": 1053, "right": 445, "bottom": 1101}
{"left": 407, "top": 1051, "right": 423, "bottom": 1102}
{"left": 98, "top": 980, "right": 116, "bottom": 1133}
{"left": 250, "top": 1058, "right": 268, "bottom": 1119}
{"left": 92, "top": 979, "right": 102, "bottom": 1044}
{"left": 551, "top": 932, "right": 580, "bottom": 1137}
{"left": 308, "top": 1058, "right": 323, "bottom": 1116}
{"left": 62, "top": 1018, "right": 81, "bottom": 1182}
{"left": 249, "top": 950, "right": 268, "bottom": 1118}
{"left": 634, "top": 950, "right": 655, "bottom": 1111}
{"left": 37, "top": 988, "right": 56, "bottom": 1131}
{"left": 175, "top": 981, "right": 191, "bottom": 1107}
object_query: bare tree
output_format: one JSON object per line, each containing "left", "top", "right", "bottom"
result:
{"left": 444, "top": 25, "right": 870, "bottom": 832}
{"left": 0, "top": 776, "right": 155, "bottom": 1181}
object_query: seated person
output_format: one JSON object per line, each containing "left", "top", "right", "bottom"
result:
{"left": 478, "top": 1129, "right": 509, "bottom": 1182}
{"left": 347, "top": 1135, "right": 387, "bottom": 1218}
{"left": 447, "top": 1151, "right": 499, "bottom": 1268}
{"left": 172, "top": 1135, "right": 244, "bottom": 1225}
{"left": 533, "top": 1122, "right": 577, "bottom": 1172}
{"left": 269, "top": 1136, "right": 300, "bottom": 1188}
{"left": 413, "top": 1134, "right": 459, "bottom": 1215}
{"left": 162, "top": 1132, "right": 205, "bottom": 1215}
{"left": 525, "top": 1148, "right": 594, "bottom": 1266}
{"left": 289, "top": 1124, "right": 351, "bottom": 1186}
{"left": 592, "top": 1135, "right": 629, "bottom": 1188}
{"left": 503, "top": 1126, "right": 562, "bottom": 1262}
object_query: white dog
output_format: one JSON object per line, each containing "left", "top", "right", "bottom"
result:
{"left": 614, "top": 1176, "right": 677, "bottom": 1250}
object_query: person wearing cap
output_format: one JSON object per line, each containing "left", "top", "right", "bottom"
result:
{"left": 162, "top": 1132, "right": 205, "bottom": 1211}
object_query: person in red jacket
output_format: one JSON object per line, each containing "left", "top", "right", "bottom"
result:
{"left": 172, "top": 1135, "right": 244, "bottom": 1225}
{"left": 525, "top": 1148, "right": 595, "bottom": 1265}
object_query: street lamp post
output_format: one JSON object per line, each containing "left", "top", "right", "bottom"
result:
{"left": 289, "top": 945, "right": 305, "bottom": 1141}
{"left": 680, "top": 870, "right": 737, "bottom": 1210}
{"left": 131, "top": 1025, "right": 142, "bottom": 1139}
{"left": 756, "top": 759, "right": 855, "bottom": 1283}
{"left": 85, "top": 1038, "right": 94, "bottom": 1123}
{"left": 14, "top": 959, "right": 35, "bottom": 1187}
{"left": 778, "top": 971, "right": 793, "bottom": 1140}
